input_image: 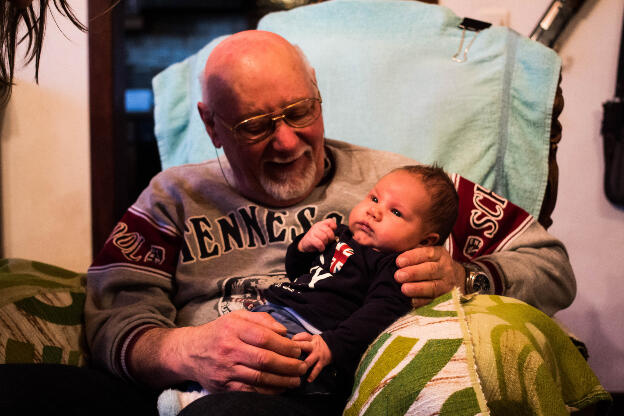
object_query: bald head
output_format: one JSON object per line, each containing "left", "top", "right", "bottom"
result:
{"left": 200, "top": 30, "right": 316, "bottom": 114}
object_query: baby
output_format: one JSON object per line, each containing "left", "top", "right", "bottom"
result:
{"left": 158, "top": 164, "right": 459, "bottom": 415}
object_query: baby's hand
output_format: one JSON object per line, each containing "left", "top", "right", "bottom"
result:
{"left": 292, "top": 332, "right": 332, "bottom": 382}
{"left": 298, "top": 218, "right": 337, "bottom": 253}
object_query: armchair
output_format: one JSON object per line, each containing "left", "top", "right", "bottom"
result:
{"left": 0, "top": 1, "right": 611, "bottom": 415}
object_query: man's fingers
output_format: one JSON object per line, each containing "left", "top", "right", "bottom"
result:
{"left": 395, "top": 245, "right": 463, "bottom": 301}
{"left": 231, "top": 310, "right": 308, "bottom": 374}
{"left": 232, "top": 364, "right": 302, "bottom": 390}
{"left": 252, "top": 386, "right": 288, "bottom": 395}
{"left": 238, "top": 324, "right": 304, "bottom": 361}
{"left": 221, "top": 367, "right": 299, "bottom": 393}
{"left": 400, "top": 280, "right": 440, "bottom": 299}
{"left": 411, "top": 298, "right": 430, "bottom": 308}
{"left": 220, "top": 381, "right": 256, "bottom": 393}
{"left": 395, "top": 247, "right": 444, "bottom": 285}
{"left": 235, "top": 309, "right": 288, "bottom": 336}
{"left": 185, "top": 313, "right": 309, "bottom": 394}
{"left": 235, "top": 310, "right": 302, "bottom": 357}
{"left": 215, "top": 343, "right": 306, "bottom": 391}
{"left": 396, "top": 246, "right": 439, "bottom": 269}
{"left": 297, "top": 342, "right": 313, "bottom": 354}
{"left": 394, "top": 261, "right": 439, "bottom": 284}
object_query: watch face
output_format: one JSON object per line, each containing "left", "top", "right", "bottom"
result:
{"left": 473, "top": 274, "right": 490, "bottom": 293}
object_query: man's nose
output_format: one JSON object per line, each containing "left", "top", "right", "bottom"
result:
{"left": 270, "top": 119, "right": 300, "bottom": 152}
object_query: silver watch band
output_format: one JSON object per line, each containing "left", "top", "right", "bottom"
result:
{"left": 463, "top": 262, "right": 493, "bottom": 294}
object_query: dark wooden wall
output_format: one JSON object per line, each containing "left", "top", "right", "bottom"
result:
{"left": 89, "top": 0, "right": 126, "bottom": 257}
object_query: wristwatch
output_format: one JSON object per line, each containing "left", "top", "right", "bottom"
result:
{"left": 463, "top": 262, "right": 492, "bottom": 294}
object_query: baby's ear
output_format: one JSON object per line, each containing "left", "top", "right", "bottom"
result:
{"left": 419, "top": 233, "right": 440, "bottom": 247}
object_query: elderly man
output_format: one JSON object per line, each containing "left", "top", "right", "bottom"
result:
{"left": 85, "top": 30, "right": 575, "bottom": 414}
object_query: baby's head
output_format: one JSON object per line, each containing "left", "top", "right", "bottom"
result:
{"left": 348, "top": 164, "right": 458, "bottom": 253}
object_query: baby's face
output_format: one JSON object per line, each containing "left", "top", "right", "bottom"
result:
{"left": 348, "top": 170, "right": 438, "bottom": 252}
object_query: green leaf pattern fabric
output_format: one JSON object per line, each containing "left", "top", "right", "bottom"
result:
{"left": 0, "top": 258, "right": 86, "bottom": 366}
{"left": 462, "top": 294, "right": 612, "bottom": 415}
{"left": 344, "top": 289, "right": 489, "bottom": 416}
{"left": 344, "top": 289, "right": 611, "bottom": 415}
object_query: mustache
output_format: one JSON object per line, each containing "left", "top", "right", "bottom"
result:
{"left": 264, "top": 146, "right": 313, "bottom": 165}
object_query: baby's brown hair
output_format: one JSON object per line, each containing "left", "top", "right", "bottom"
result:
{"left": 391, "top": 164, "right": 458, "bottom": 245}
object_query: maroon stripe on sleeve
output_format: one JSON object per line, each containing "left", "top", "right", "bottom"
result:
{"left": 450, "top": 175, "right": 532, "bottom": 263}
{"left": 91, "top": 208, "right": 181, "bottom": 278}
{"left": 115, "top": 324, "right": 159, "bottom": 382}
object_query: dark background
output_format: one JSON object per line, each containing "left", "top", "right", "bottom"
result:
{"left": 89, "top": 0, "right": 326, "bottom": 256}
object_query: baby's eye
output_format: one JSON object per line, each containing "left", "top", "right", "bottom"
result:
{"left": 370, "top": 195, "right": 378, "bottom": 203}
{"left": 391, "top": 209, "right": 402, "bottom": 217}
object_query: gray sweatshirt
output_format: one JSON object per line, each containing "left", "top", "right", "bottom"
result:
{"left": 85, "top": 139, "right": 576, "bottom": 380}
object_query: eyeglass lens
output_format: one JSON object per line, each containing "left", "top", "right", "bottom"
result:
{"left": 236, "top": 99, "right": 320, "bottom": 142}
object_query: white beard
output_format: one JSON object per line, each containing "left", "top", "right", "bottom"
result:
{"left": 259, "top": 149, "right": 318, "bottom": 201}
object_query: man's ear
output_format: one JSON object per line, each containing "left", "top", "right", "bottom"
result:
{"left": 419, "top": 233, "right": 440, "bottom": 247}
{"left": 311, "top": 68, "right": 318, "bottom": 85}
{"left": 197, "top": 101, "right": 222, "bottom": 148}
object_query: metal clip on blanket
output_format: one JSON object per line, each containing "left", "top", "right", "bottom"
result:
{"left": 452, "top": 18, "right": 492, "bottom": 63}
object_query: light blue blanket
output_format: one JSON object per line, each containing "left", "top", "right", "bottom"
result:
{"left": 152, "top": 0, "right": 561, "bottom": 218}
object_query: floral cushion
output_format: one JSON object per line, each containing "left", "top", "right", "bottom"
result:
{"left": 0, "top": 258, "right": 86, "bottom": 366}
{"left": 343, "top": 289, "right": 611, "bottom": 415}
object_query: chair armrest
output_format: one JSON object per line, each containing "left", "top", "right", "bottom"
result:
{"left": 538, "top": 73, "right": 564, "bottom": 229}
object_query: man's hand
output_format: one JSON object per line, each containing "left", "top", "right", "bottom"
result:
{"left": 298, "top": 218, "right": 337, "bottom": 252}
{"left": 129, "top": 310, "right": 308, "bottom": 394}
{"left": 292, "top": 332, "right": 332, "bottom": 382}
{"left": 394, "top": 246, "right": 466, "bottom": 308}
